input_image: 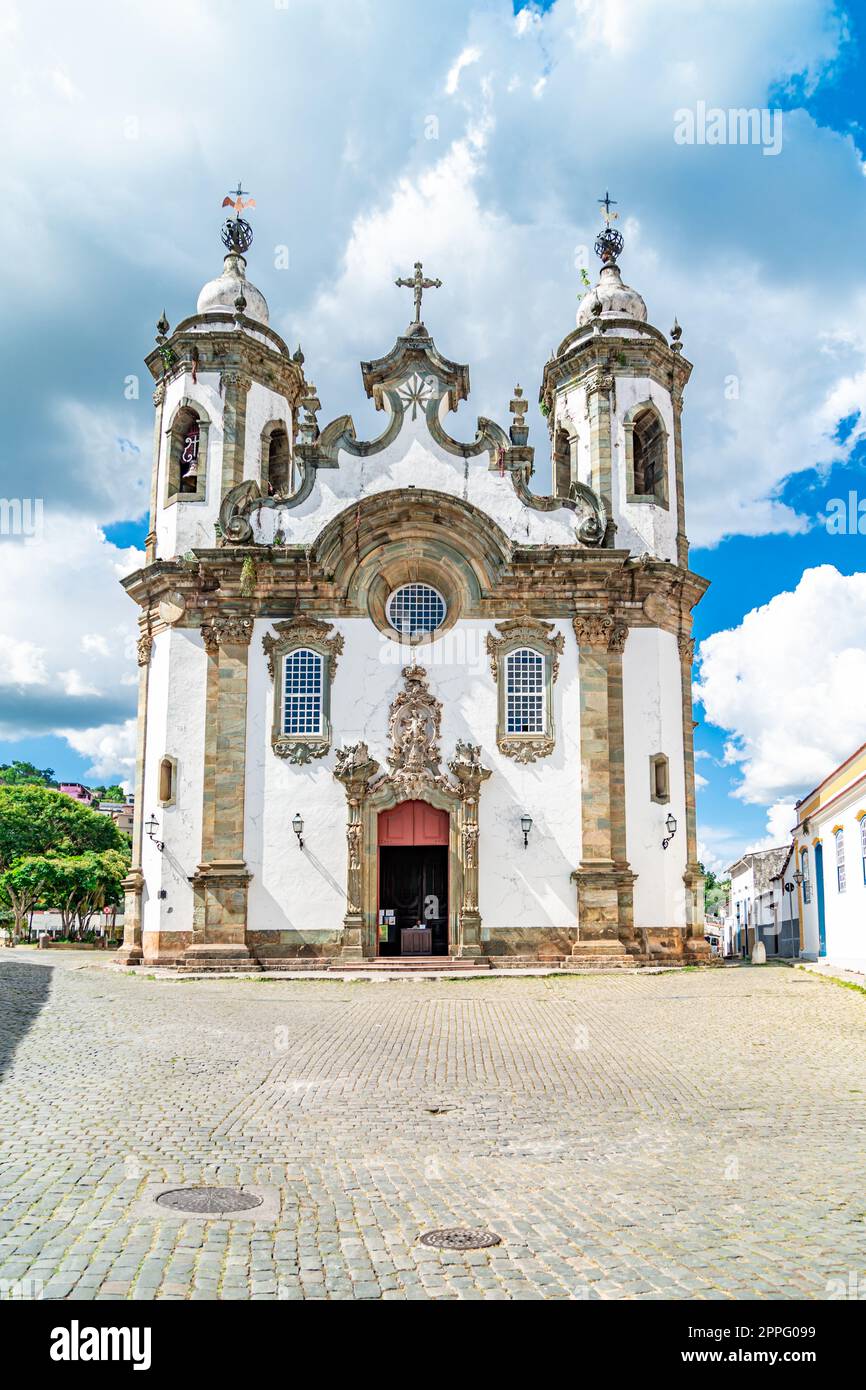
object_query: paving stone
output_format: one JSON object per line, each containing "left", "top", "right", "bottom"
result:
{"left": 2, "top": 955, "right": 864, "bottom": 1301}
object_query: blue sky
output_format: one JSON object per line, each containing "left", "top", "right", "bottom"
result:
{"left": 2, "top": 0, "right": 866, "bottom": 872}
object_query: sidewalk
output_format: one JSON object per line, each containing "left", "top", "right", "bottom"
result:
{"left": 788, "top": 959, "right": 866, "bottom": 991}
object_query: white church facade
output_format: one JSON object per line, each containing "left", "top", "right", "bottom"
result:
{"left": 116, "top": 196, "right": 709, "bottom": 969}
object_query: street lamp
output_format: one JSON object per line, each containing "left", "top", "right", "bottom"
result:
{"left": 292, "top": 812, "right": 304, "bottom": 850}
{"left": 520, "top": 812, "right": 533, "bottom": 849}
{"left": 662, "top": 813, "right": 677, "bottom": 850}
{"left": 144, "top": 814, "right": 164, "bottom": 853}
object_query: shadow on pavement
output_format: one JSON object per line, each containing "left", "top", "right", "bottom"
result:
{"left": 0, "top": 958, "right": 54, "bottom": 1083}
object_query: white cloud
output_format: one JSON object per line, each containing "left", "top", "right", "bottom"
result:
{"left": 0, "top": 517, "right": 142, "bottom": 762}
{"left": 446, "top": 45, "right": 482, "bottom": 95}
{"left": 59, "top": 719, "right": 137, "bottom": 784}
{"left": 695, "top": 566, "right": 866, "bottom": 807}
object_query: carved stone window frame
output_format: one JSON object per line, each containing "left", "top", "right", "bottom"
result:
{"left": 262, "top": 617, "right": 344, "bottom": 764}
{"left": 623, "top": 399, "right": 670, "bottom": 509}
{"left": 164, "top": 396, "right": 211, "bottom": 505}
{"left": 486, "top": 619, "right": 565, "bottom": 763}
{"left": 649, "top": 752, "right": 670, "bottom": 805}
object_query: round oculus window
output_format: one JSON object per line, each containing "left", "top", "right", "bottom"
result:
{"left": 386, "top": 583, "right": 447, "bottom": 637}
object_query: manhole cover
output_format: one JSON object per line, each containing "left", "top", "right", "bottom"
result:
{"left": 418, "top": 1227, "right": 502, "bottom": 1250}
{"left": 155, "top": 1187, "right": 263, "bottom": 1215}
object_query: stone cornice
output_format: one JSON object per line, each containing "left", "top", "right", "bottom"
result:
{"left": 540, "top": 333, "right": 692, "bottom": 416}
{"left": 144, "top": 326, "right": 306, "bottom": 406}
{"left": 122, "top": 549, "right": 708, "bottom": 639}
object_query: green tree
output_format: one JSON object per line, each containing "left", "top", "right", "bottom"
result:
{"left": 0, "top": 760, "right": 57, "bottom": 787}
{"left": 91, "top": 784, "right": 126, "bottom": 803}
{"left": 0, "top": 785, "right": 126, "bottom": 941}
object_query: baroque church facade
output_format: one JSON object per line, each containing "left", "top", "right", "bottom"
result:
{"left": 116, "top": 197, "right": 709, "bottom": 969}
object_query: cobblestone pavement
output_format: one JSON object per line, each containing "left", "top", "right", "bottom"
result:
{"left": 1, "top": 952, "right": 864, "bottom": 1301}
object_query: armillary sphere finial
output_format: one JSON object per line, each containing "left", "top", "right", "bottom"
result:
{"left": 594, "top": 189, "right": 624, "bottom": 264}
{"left": 220, "top": 182, "right": 256, "bottom": 255}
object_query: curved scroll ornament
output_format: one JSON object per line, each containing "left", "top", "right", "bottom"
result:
{"left": 218, "top": 478, "right": 262, "bottom": 544}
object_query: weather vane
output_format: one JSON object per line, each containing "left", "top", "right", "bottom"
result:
{"left": 395, "top": 261, "right": 442, "bottom": 325}
{"left": 594, "top": 190, "right": 624, "bottom": 265}
{"left": 221, "top": 182, "right": 255, "bottom": 255}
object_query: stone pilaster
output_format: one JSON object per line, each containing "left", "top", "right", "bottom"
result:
{"left": 333, "top": 744, "right": 381, "bottom": 960}
{"left": 114, "top": 626, "right": 153, "bottom": 964}
{"left": 677, "top": 633, "right": 709, "bottom": 958}
{"left": 585, "top": 368, "right": 615, "bottom": 539}
{"left": 571, "top": 613, "right": 636, "bottom": 957}
{"left": 184, "top": 615, "right": 254, "bottom": 968}
{"left": 450, "top": 746, "right": 492, "bottom": 958}
{"left": 144, "top": 382, "right": 165, "bottom": 565}
{"left": 672, "top": 390, "right": 689, "bottom": 569}
{"left": 220, "top": 371, "right": 252, "bottom": 496}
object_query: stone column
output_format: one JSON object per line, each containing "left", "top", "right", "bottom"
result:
{"left": 585, "top": 368, "right": 615, "bottom": 541}
{"left": 144, "top": 382, "right": 165, "bottom": 565}
{"left": 677, "top": 633, "right": 709, "bottom": 958}
{"left": 672, "top": 389, "right": 689, "bottom": 569}
{"left": 114, "top": 626, "right": 153, "bottom": 964}
{"left": 220, "top": 371, "right": 252, "bottom": 497}
{"left": 185, "top": 614, "right": 254, "bottom": 968}
{"left": 450, "top": 744, "right": 491, "bottom": 958}
{"left": 571, "top": 613, "right": 636, "bottom": 958}
{"left": 334, "top": 744, "right": 380, "bottom": 961}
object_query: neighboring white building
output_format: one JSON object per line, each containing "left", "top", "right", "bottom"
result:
{"left": 793, "top": 743, "right": 866, "bottom": 972}
{"left": 115, "top": 199, "right": 710, "bottom": 970}
{"left": 724, "top": 848, "right": 798, "bottom": 960}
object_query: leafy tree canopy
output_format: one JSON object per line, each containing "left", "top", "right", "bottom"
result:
{"left": 0, "top": 784, "right": 126, "bottom": 873}
{"left": 0, "top": 760, "right": 57, "bottom": 787}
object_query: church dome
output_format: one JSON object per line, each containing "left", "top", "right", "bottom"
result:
{"left": 576, "top": 262, "right": 646, "bottom": 328}
{"left": 197, "top": 251, "right": 269, "bottom": 324}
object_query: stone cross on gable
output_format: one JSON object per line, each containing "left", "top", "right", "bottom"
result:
{"left": 395, "top": 261, "right": 442, "bottom": 325}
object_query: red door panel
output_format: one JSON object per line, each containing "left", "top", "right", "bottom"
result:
{"left": 378, "top": 800, "right": 448, "bottom": 845}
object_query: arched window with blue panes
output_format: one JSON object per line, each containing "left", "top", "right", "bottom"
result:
{"left": 505, "top": 648, "right": 545, "bottom": 735}
{"left": 282, "top": 648, "right": 323, "bottom": 736}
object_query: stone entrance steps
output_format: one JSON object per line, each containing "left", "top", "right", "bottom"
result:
{"left": 329, "top": 956, "right": 491, "bottom": 973}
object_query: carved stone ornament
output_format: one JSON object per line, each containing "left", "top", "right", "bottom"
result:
{"left": 573, "top": 612, "right": 628, "bottom": 652}
{"left": 262, "top": 616, "right": 344, "bottom": 681}
{"left": 137, "top": 633, "right": 153, "bottom": 667}
{"left": 677, "top": 634, "right": 695, "bottom": 664}
{"left": 201, "top": 615, "right": 253, "bottom": 651}
{"left": 498, "top": 732, "right": 555, "bottom": 765}
{"left": 376, "top": 665, "right": 453, "bottom": 800}
{"left": 486, "top": 619, "right": 565, "bottom": 683}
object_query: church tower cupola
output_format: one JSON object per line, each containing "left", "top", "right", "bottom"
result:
{"left": 141, "top": 187, "right": 306, "bottom": 565}
{"left": 540, "top": 193, "right": 692, "bottom": 567}
{"left": 196, "top": 184, "right": 269, "bottom": 324}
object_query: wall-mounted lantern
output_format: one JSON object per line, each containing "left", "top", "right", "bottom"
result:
{"left": 144, "top": 813, "right": 164, "bottom": 852}
{"left": 661, "top": 813, "right": 677, "bottom": 850}
{"left": 520, "top": 812, "right": 533, "bottom": 849}
{"left": 292, "top": 812, "right": 305, "bottom": 850}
